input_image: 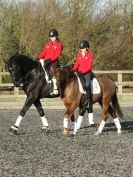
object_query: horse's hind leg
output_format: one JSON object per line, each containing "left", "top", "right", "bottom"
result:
{"left": 34, "top": 99, "right": 50, "bottom": 133}
{"left": 109, "top": 105, "right": 122, "bottom": 134}
{"left": 95, "top": 99, "right": 110, "bottom": 135}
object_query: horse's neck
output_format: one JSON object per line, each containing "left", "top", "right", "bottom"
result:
{"left": 22, "top": 63, "right": 44, "bottom": 82}
{"left": 62, "top": 70, "right": 75, "bottom": 87}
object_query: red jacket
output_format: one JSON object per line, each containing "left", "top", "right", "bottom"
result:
{"left": 37, "top": 40, "right": 63, "bottom": 62}
{"left": 73, "top": 51, "right": 94, "bottom": 75}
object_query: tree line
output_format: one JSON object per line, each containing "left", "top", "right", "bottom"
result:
{"left": 0, "top": 0, "right": 133, "bottom": 71}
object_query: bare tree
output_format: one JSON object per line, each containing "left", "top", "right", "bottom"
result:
{"left": 0, "top": 0, "right": 132, "bottom": 71}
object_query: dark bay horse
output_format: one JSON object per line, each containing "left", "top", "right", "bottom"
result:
{"left": 6, "top": 54, "right": 58, "bottom": 134}
{"left": 55, "top": 66, "right": 123, "bottom": 135}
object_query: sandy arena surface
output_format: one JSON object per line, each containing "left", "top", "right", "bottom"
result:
{"left": 0, "top": 107, "right": 132, "bottom": 177}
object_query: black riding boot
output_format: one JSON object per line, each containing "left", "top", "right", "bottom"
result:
{"left": 86, "top": 84, "right": 92, "bottom": 112}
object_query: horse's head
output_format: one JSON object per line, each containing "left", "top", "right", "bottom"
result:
{"left": 55, "top": 66, "right": 76, "bottom": 89}
{"left": 5, "top": 55, "right": 22, "bottom": 87}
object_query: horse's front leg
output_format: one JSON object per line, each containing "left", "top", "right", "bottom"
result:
{"left": 10, "top": 95, "right": 37, "bottom": 134}
{"left": 34, "top": 99, "right": 50, "bottom": 133}
{"left": 63, "top": 107, "right": 75, "bottom": 135}
{"left": 68, "top": 114, "right": 76, "bottom": 131}
{"left": 73, "top": 106, "right": 86, "bottom": 135}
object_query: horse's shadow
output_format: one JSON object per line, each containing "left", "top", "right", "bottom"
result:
{"left": 80, "top": 121, "right": 133, "bottom": 134}
{"left": 105, "top": 121, "right": 133, "bottom": 133}
{"left": 15, "top": 121, "right": 133, "bottom": 136}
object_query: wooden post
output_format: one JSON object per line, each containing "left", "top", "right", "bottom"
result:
{"left": 0, "top": 75, "right": 2, "bottom": 83}
{"left": 118, "top": 73, "right": 122, "bottom": 94}
{"left": 14, "top": 87, "right": 19, "bottom": 95}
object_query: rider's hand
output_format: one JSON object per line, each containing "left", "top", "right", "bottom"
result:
{"left": 46, "top": 59, "right": 52, "bottom": 65}
{"left": 44, "top": 59, "right": 52, "bottom": 69}
{"left": 35, "top": 58, "right": 39, "bottom": 61}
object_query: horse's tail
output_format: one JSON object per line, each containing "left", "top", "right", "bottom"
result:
{"left": 112, "top": 92, "right": 123, "bottom": 118}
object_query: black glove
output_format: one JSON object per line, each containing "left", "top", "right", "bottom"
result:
{"left": 77, "top": 71, "right": 83, "bottom": 78}
{"left": 46, "top": 59, "right": 52, "bottom": 65}
{"left": 35, "top": 58, "right": 39, "bottom": 61}
{"left": 90, "top": 72, "right": 95, "bottom": 80}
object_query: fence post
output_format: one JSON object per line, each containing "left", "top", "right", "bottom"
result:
{"left": 118, "top": 72, "right": 122, "bottom": 94}
{"left": 14, "top": 87, "right": 19, "bottom": 95}
{"left": 0, "top": 74, "right": 2, "bottom": 83}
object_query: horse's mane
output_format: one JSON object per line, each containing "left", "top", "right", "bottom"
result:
{"left": 57, "top": 65, "right": 76, "bottom": 96}
{"left": 9, "top": 54, "right": 39, "bottom": 71}
{"left": 61, "top": 65, "right": 76, "bottom": 79}
{"left": 8, "top": 54, "right": 45, "bottom": 84}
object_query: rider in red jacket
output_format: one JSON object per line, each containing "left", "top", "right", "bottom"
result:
{"left": 37, "top": 29, "right": 63, "bottom": 95}
{"left": 37, "top": 31, "right": 63, "bottom": 63}
{"left": 73, "top": 40, "right": 94, "bottom": 83}
{"left": 73, "top": 49, "right": 93, "bottom": 75}
{"left": 73, "top": 40, "right": 95, "bottom": 127}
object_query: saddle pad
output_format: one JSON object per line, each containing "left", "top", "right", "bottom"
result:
{"left": 91, "top": 78, "right": 101, "bottom": 94}
{"left": 78, "top": 76, "right": 101, "bottom": 94}
{"left": 77, "top": 76, "right": 86, "bottom": 94}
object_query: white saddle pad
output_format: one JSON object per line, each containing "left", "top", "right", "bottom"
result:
{"left": 77, "top": 76, "right": 101, "bottom": 94}
{"left": 90, "top": 78, "right": 101, "bottom": 94}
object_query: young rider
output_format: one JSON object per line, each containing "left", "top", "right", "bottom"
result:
{"left": 37, "top": 29, "right": 63, "bottom": 95}
{"left": 73, "top": 40, "right": 95, "bottom": 127}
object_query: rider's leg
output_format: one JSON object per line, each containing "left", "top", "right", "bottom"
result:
{"left": 39, "top": 59, "right": 49, "bottom": 82}
{"left": 84, "top": 73, "right": 92, "bottom": 108}
{"left": 41, "top": 59, "right": 54, "bottom": 95}
{"left": 50, "top": 61, "right": 60, "bottom": 95}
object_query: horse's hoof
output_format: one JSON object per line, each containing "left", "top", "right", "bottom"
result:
{"left": 73, "top": 132, "right": 77, "bottom": 136}
{"left": 9, "top": 126, "right": 18, "bottom": 135}
{"left": 89, "top": 123, "right": 98, "bottom": 128}
{"left": 94, "top": 131, "right": 101, "bottom": 136}
{"left": 117, "top": 130, "right": 122, "bottom": 135}
{"left": 63, "top": 129, "right": 68, "bottom": 135}
{"left": 42, "top": 126, "right": 50, "bottom": 133}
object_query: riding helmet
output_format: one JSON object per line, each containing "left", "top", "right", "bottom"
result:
{"left": 79, "top": 40, "right": 90, "bottom": 49}
{"left": 49, "top": 29, "right": 58, "bottom": 37}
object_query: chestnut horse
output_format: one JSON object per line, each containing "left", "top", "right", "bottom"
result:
{"left": 55, "top": 66, "right": 123, "bottom": 136}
